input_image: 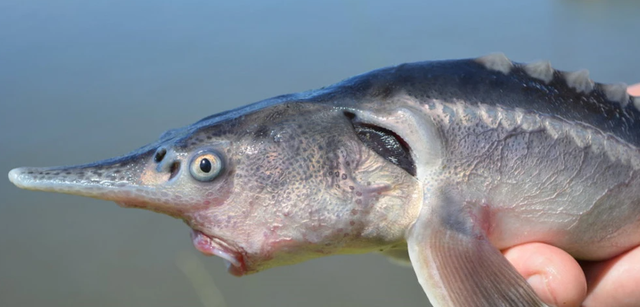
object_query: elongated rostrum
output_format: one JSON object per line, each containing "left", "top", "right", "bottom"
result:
{"left": 9, "top": 54, "right": 640, "bottom": 306}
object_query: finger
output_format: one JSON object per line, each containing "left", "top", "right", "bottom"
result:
{"left": 628, "top": 83, "right": 640, "bottom": 96}
{"left": 503, "top": 243, "right": 587, "bottom": 307}
{"left": 581, "top": 246, "right": 640, "bottom": 307}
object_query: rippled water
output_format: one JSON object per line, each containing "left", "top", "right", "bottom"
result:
{"left": 1, "top": 1, "right": 639, "bottom": 306}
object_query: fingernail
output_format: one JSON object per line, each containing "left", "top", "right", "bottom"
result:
{"left": 527, "top": 274, "right": 554, "bottom": 306}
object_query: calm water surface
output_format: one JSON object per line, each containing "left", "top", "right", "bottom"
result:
{"left": 1, "top": 1, "right": 639, "bottom": 306}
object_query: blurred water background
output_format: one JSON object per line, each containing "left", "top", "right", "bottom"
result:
{"left": 1, "top": 0, "right": 639, "bottom": 306}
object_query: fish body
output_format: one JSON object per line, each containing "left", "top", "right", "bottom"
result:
{"left": 9, "top": 54, "right": 640, "bottom": 306}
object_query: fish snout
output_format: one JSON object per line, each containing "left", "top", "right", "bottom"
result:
{"left": 8, "top": 149, "right": 157, "bottom": 199}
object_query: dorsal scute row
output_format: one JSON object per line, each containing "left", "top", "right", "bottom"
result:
{"left": 475, "top": 53, "right": 637, "bottom": 109}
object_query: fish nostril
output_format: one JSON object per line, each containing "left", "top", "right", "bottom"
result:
{"left": 168, "top": 161, "right": 181, "bottom": 180}
{"left": 343, "top": 111, "right": 356, "bottom": 120}
{"left": 154, "top": 148, "right": 167, "bottom": 163}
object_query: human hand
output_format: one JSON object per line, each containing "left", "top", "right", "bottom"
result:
{"left": 504, "top": 243, "right": 640, "bottom": 306}
{"left": 629, "top": 83, "right": 640, "bottom": 96}
{"left": 503, "top": 84, "right": 640, "bottom": 307}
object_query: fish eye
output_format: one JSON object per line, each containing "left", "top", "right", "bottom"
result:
{"left": 189, "top": 151, "right": 223, "bottom": 182}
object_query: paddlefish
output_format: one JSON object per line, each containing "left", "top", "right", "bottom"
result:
{"left": 9, "top": 54, "right": 640, "bottom": 306}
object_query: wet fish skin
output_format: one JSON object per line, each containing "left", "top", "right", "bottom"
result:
{"left": 9, "top": 54, "right": 640, "bottom": 306}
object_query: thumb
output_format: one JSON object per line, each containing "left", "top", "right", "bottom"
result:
{"left": 503, "top": 243, "right": 587, "bottom": 307}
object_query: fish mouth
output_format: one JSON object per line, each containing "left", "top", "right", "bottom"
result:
{"left": 190, "top": 229, "right": 246, "bottom": 276}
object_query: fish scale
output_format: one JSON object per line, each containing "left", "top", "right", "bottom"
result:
{"left": 9, "top": 54, "right": 640, "bottom": 307}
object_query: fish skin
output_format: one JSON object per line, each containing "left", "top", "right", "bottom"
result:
{"left": 8, "top": 55, "right": 640, "bottom": 306}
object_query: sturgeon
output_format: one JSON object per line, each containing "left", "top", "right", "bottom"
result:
{"left": 8, "top": 54, "right": 640, "bottom": 306}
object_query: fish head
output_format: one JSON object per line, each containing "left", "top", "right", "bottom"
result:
{"left": 9, "top": 99, "right": 423, "bottom": 276}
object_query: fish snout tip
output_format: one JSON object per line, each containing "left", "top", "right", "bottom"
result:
{"left": 8, "top": 168, "right": 23, "bottom": 187}
{"left": 8, "top": 167, "right": 33, "bottom": 189}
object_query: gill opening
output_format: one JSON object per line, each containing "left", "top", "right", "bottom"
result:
{"left": 343, "top": 111, "right": 416, "bottom": 176}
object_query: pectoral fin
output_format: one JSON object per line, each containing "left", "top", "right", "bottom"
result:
{"left": 406, "top": 188, "right": 548, "bottom": 307}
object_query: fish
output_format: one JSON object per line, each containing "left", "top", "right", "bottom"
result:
{"left": 8, "top": 53, "right": 640, "bottom": 306}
